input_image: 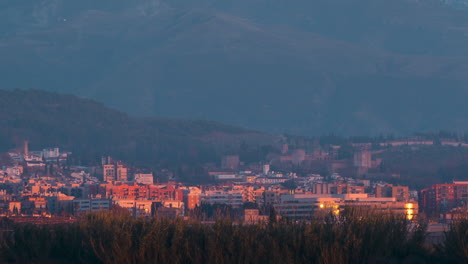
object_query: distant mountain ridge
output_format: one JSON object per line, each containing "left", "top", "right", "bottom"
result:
{"left": 2, "top": 0, "right": 468, "bottom": 135}
{"left": 0, "top": 89, "right": 274, "bottom": 169}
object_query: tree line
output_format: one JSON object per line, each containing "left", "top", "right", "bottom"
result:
{"left": 0, "top": 208, "right": 466, "bottom": 263}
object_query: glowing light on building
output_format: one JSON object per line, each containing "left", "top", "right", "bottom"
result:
{"left": 405, "top": 203, "right": 414, "bottom": 220}
{"left": 406, "top": 209, "right": 414, "bottom": 220}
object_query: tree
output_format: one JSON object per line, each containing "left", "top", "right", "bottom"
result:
{"left": 269, "top": 206, "right": 277, "bottom": 225}
{"left": 281, "top": 179, "right": 297, "bottom": 190}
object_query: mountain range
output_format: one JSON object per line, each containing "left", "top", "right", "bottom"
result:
{"left": 2, "top": 0, "right": 468, "bottom": 135}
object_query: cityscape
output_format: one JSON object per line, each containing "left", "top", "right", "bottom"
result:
{"left": 2, "top": 0, "right": 468, "bottom": 263}
{"left": 1, "top": 140, "right": 466, "bottom": 227}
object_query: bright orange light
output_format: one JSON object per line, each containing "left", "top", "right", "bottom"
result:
{"left": 406, "top": 209, "right": 414, "bottom": 220}
{"left": 405, "top": 203, "right": 413, "bottom": 209}
{"left": 319, "top": 204, "right": 324, "bottom": 209}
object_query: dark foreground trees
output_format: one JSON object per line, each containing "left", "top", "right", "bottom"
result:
{"left": 0, "top": 209, "right": 465, "bottom": 264}
{"left": 437, "top": 218, "right": 468, "bottom": 263}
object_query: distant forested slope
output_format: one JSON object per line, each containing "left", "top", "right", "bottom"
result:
{"left": 0, "top": 89, "right": 274, "bottom": 169}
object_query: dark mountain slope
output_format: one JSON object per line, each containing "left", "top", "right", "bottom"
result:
{"left": 1, "top": 0, "right": 468, "bottom": 135}
{"left": 0, "top": 89, "right": 274, "bottom": 167}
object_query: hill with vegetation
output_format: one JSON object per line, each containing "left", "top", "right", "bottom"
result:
{"left": 0, "top": 89, "right": 275, "bottom": 171}
{"left": 2, "top": 0, "right": 468, "bottom": 135}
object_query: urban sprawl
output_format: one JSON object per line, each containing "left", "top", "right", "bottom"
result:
{"left": 0, "top": 140, "right": 467, "bottom": 230}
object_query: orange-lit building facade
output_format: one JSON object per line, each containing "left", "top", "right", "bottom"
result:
{"left": 376, "top": 184, "right": 410, "bottom": 202}
{"left": 420, "top": 182, "right": 468, "bottom": 217}
{"left": 312, "top": 183, "right": 365, "bottom": 195}
{"left": 106, "top": 184, "right": 183, "bottom": 201}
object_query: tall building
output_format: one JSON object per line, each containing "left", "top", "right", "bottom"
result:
{"left": 420, "top": 181, "right": 468, "bottom": 217}
{"left": 103, "top": 164, "right": 116, "bottom": 182}
{"left": 187, "top": 187, "right": 202, "bottom": 210}
{"left": 23, "top": 140, "right": 29, "bottom": 156}
{"left": 116, "top": 164, "right": 128, "bottom": 181}
{"left": 102, "top": 157, "right": 128, "bottom": 182}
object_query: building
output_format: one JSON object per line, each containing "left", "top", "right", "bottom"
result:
{"left": 147, "top": 185, "right": 183, "bottom": 201}
{"left": 9, "top": 201, "right": 21, "bottom": 214}
{"left": 46, "top": 193, "right": 75, "bottom": 214}
{"left": 134, "top": 173, "right": 154, "bottom": 185}
{"left": 113, "top": 199, "right": 152, "bottom": 217}
{"left": 73, "top": 199, "right": 111, "bottom": 214}
{"left": 42, "top": 148, "right": 60, "bottom": 159}
{"left": 201, "top": 190, "right": 243, "bottom": 208}
{"left": 28, "top": 196, "right": 47, "bottom": 209}
{"left": 440, "top": 207, "right": 468, "bottom": 224}
{"left": 275, "top": 194, "right": 341, "bottom": 219}
{"left": 240, "top": 186, "right": 256, "bottom": 203}
{"left": 213, "top": 174, "right": 240, "bottom": 181}
{"left": 246, "top": 176, "right": 257, "bottom": 183}
{"left": 376, "top": 184, "right": 410, "bottom": 202}
{"left": 153, "top": 201, "right": 185, "bottom": 219}
{"left": 103, "top": 164, "right": 116, "bottom": 182}
{"left": 344, "top": 197, "right": 418, "bottom": 220}
{"left": 116, "top": 164, "right": 128, "bottom": 181}
{"left": 255, "top": 177, "right": 289, "bottom": 185}
{"left": 103, "top": 161, "right": 128, "bottom": 182}
{"left": 106, "top": 184, "right": 183, "bottom": 201}
{"left": 161, "top": 200, "right": 185, "bottom": 214}
{"left": 187, "top": 187, "right": 202, "bottom": 210}
{"left": 5, "top": 166, "right": 23, "bottom": 177}
{"left": 420, "top": 181, "right": 468, "bottom": 217}
{"left": 312, "top": 183, "right": 365, "bottom": 195}
{"left": 107, "top": 183, "right": 146, "bottom": 199}
{"left": 275, "top": 194, "right": 418, "bottom": 220}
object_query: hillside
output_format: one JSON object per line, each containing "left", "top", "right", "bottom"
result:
{"left": 1, "top": 0, "right": 468, "bottom": 135}
{"left": 0, "top": 89, "right": 275, "bottom": 168}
